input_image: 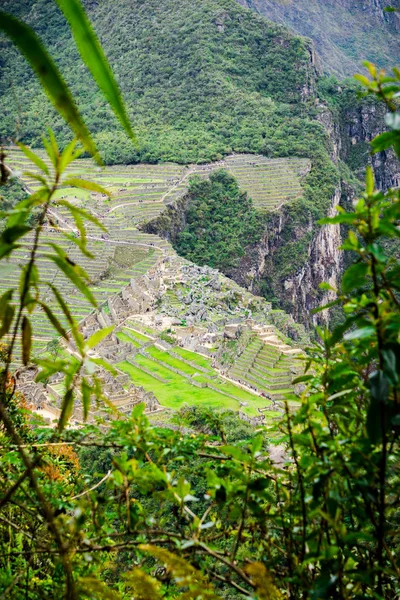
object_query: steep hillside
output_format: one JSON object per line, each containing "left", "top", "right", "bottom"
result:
{"left": 1, "top": 0, "right": 321, "bottom": 164}
{"left": 237, "top": 0, "right": 400, "bottom": 77}
{"left": 5, "top": 147, "right": 308, "bottom": 424}
{"left": 0, "top": 0, "right": 344, "bottom": 325}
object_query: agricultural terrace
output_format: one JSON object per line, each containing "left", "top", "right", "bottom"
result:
{"left": 4, "top": 147, "right": 309, "bottom": 356}
{"left": 158, "top": 154, "right": 310, "bottom": 213}
{"left": 116, "top": 331, "right": 280, "bottom": 418}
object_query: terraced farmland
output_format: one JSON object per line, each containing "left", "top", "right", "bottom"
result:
{"left": 3, "top": 145, "right": 308, "bottom": 416}
{"left": 116, "top": 335, "right": 276, "bottom": 417}
{"left": 6, "top": 148, "right": 309, "bottom": 242}
{"left": 229, "top": 335, "right": 301, "bottom": 405}
{"left": 154, "top": 154, "right": 310, "bottom": 213}
{"left": 3, "top": 148, "right": 181, "bottom": 355}
{"left": 223, "top": 154, "right": 310, "bottom": 212}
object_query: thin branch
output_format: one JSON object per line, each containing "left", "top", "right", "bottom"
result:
{"left": 70, "top": 470, "right": 111, "bottom": 500}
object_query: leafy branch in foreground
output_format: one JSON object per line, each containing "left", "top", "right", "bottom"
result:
{"left": 0, "top": 136, "right": 114, "bottom": 430}
{"left": 355, "top": 61, "right": 400, "bottom": 157}
{"left": 0, "top": 0, "right": 135, "bottom": 165}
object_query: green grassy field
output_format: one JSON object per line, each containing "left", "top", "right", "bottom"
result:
{"left": 172, "top": 347, "right": 214, "bottom": 371}
{"left": 147, "top": 346, "right": 200, "bottom": 375}
{"left": 118, "top": 360, "right": 244, "bottom": 412}
{"left": 116, "top": 332, "right": 273, "bottom": 416}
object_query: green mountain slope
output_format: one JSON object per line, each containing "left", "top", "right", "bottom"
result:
{"left": 237, "top": 0, "right": 400, "bottom": 77}
{"left": 1, "top": 0, "right": 325, "bottom": 164}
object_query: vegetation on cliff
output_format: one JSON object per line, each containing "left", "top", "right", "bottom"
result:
{"left": 238, "top": 0, "right": 400, "bottom": 78}
{"left": 175, "top": 170, "right": 264, "bottom": 271}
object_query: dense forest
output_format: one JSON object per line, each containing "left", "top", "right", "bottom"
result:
{"left": 0, "top": 0, "right": 325, "bottom": 164}
{"left": 174, "top": 171, "right": 264, "bottom": 271}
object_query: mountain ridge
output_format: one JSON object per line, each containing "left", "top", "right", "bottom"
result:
{"left": 236, "top": 0, "right": 400, "bottom": 77}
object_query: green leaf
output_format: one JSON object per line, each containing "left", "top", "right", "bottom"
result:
{"left": 364, "top": 61, "right": 379, "bottom": 77}
{"left": 368, "top": 242, "right": 387, "bottom": 263}
{"left": 89, "top": 357, "right": 117, "bottom": 377}
{"left": 81, "top": 378, "right": 92, "bottom": 421}
{"left": 311, "top": 299, "right": 340, "bottom": 314}
{"left": 0, "top": 13, "right": 99, "bottom": 161}
{"left": 367, "top": 371, "right": 389, "bottom": 444}
{"left": 35, "top": 358, "right": 69, "bottom": 381}
{"left": 344, "top": 326, "right": 375, "bottom": 341}
{"left": 0, "top": 290, "right": 14, "bottom": 317}
{"left": 55, "top": 0, "right": 135, "bottom": 141}
{"left": 123, "top": 569, "right": 161, "bottom": 600}
{"left": 382, "top": 349, "right": 398, "bottom": 385}
{"left": 21, "top": 315, "right": 32, "bottom": 365}
{"left": 319, "top": 282, "right": 336, "bottom": 292}
{"left": 251, "top": 435, "right": 263, "bottom": 454}
{"left": 17, "top": 142, "right": 49, "bottom": 176}
{"left": 385, "top": 112, "right": 400, "bottom": 131}
{"left": 132, "top": 402, "right": 145, "bottom": 418}
{"left": 6, "top": 190, "right": 48, "bottom": 228}
{"left": 61, "top": 231, "right": 93, "bottom": 260}
{"left": 341, "top": 262, "right": 369, "bottom": 293}
{"left": 42, "top": 132, "right": 59, "bottom": 169}
{"left": 354, "top": 74, "right": 371, "bottom": 88}
{"left": 292, "top": 374, "right": 313, "bottom": 385}
{"left": 1, "top": 225, "right": 31, "bottom": 245}
{"left": 62, "top": 177, "right": 111, "bottom": 197}
{"left": 371, "top": 131, "right": 398, "bottom": 153}
{"left": 366, "top": 165, "right": 374, "bottom": 195}
{"left": 47, "top": 284, "right": 74, "bottom": 326}
{"left": 369, "top": 370, "right": 389, "bottom": 403}
{"left": 0, "top": 243, "right": 17, "bottom": 261}
{"left": 327, "top": 389, "right": 353, "bottom": 401}
{"left": 86, "top": 326, "right": 114, "bottom": 350}
{"left": 57, "top": 200, "right": 107, "bottom": 231}
{"left": 39, "top": 302, "right": 69, "bottom": 340}
{"left": 58, "top": 388, "right": 74, "bottom": 432}
{"left": 46, "top": 254, "right": 97, "bottom": 307}
{"left": 0, "top": 304, "right": 15, "bottom": 339}
{"left": 59, "top": 138, "right": 83, "bottom": 175}
{"left": 19, "top": 264, "right": 39, "bottom": 301}
{"left": 22, "top": 172, "right": 49, "bottom": 187}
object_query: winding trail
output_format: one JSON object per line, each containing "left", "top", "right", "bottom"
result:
{"left": 108, "top": 165, "right": 197, "bottom": 213}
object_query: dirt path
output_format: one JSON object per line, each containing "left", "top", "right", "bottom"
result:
{"left": 108, "top": 165, "right": 198, "bottom": 214}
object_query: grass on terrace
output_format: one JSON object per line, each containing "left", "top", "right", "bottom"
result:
{"left": 116, "top": 336, "right": 275, "bottom": 416}
{"left": 118, "top": 360, "right": 263, "bottom": 415}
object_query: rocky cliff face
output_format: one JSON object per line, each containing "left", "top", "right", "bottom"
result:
{"left": 280, "top": 186, "right": 343, "bottom": 326}
{"left": 236, "top": 0, "right": 400, "bottom": 77}
{"left": 341, "top": 100, "right": 400, "bottom": 190}
{"left": 224, "top": 188, "right": 344, "bottom": 328}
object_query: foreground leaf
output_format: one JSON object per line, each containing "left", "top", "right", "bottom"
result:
{"left": 21, "top": 315, "right": 32, "bottom": 365}
{"left": 0, "top": 12, "right": 99, "bottom": 161}
{"left": 55, "top": 0, "right": 135, "bottom": 141}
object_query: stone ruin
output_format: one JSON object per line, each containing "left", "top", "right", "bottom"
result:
{"left": 14, "top": 359, "right": 162, "bottom": 426}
